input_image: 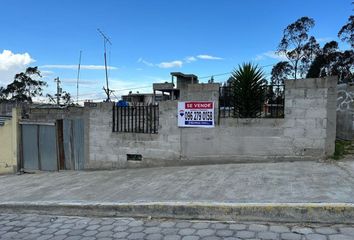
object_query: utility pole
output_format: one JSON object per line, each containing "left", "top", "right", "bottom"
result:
{"left": 97, "top": 28, "right": 113, "bottom": 102}
{"left": 54, "top": 77, "right": 62, "bottom": 106}
{"left": 76, "top": 50, "right": 82, "bottom": 105}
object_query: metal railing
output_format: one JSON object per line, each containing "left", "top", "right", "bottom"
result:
{"left": 112, "top": 105, "right": 159, "bottom": 134}
{"left": 219, "top": 84, "right": 285, "bottom": 118}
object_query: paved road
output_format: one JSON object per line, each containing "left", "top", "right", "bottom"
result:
{"left": 1, "top": 161, "right": 354, "bottom": 204}
{"left": 0, "top": 213, "right": 354, "bottom": 240}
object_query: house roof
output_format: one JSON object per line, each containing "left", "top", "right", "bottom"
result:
{"left": 170, "top": 72, "right": 198, "bottom": 79}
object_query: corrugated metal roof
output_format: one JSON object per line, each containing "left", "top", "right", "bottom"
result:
{"left": 0, "top": 115, "right": 12, "bottom": 126}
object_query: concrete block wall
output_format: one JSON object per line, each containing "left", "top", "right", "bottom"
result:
{"left": 86, "top": 101, "right": 181, "bottom": 169}
{"left": 27, "top": 106, "right": 85, "bottom": 122}
{"left": 284, "top": 77, "right": 337, "bottom": 157}
{"left": 337, "top": 83, "right": 354, "bottom": 140}
{"left": 86, "top": 77, "right": 337, "bottom": 169}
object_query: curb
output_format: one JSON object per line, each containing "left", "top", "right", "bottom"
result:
{"left": 0, "top": 202, "right": 354, "bottom": 223}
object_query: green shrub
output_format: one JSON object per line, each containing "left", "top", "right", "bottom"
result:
{"left": 332, "top": 140, "right": 351, "bottom": 160}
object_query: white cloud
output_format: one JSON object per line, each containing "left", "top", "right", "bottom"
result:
{"left": 197, "top": 54, "right": 223, "bottom": 60}
{"left": 61, "top": 78, "right": 99, "bottom": 87}
{"left": 137, "top": 58, "right": 154, "bottom": 67}
{"left": 0, "top": 50, "right": 34, "bottom": 70}
{"left": 185, "top": 56, "right": 197, "bottom": 63}
{"left": 137, "top": 54, "right": 223, "bottom": 69}
{"left": 254, "top": 55, "right": 265, "bottom": 61}
{"left": 0, "top": 50, "right": 35, "bottom": 85}
{"left": 40, "top": 64, "right": 118, "bottom": 70}
{"left": 317, "top": 37, "right": 333, "bottom": 43}
{"left": 157, "top": 60, "right": 183, "bottom": 69}
{"left": 255, "top": 51, "right": 288, "bottom": 61}
{"left": 138, "top": 58, "right": 183, "bottom": 68}
{"left": 41, "top": 70, "right": 54, "bottom": 77}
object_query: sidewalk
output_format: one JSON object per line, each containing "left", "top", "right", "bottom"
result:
{"left": 1, "top": 161, "right": 354, "bottom": 223}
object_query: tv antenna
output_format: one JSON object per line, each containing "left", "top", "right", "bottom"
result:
{"left": 97, "top": 28, "right": 113, "bottom": 102}
{"left": 76, "top": 50, "right": 82, "bottom": 105}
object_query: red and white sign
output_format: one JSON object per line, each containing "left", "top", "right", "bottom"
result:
{"left": 178, "top": 101, "right": 214, "bottom": 128}
{"left": 185, "top": 102, "right": 213, "bottom": 109}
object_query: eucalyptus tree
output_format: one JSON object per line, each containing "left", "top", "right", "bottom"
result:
{"left": 0, "top": 67, "right": 47, "bottom": 103}
{"left": 338, "top": 15, "right": 354, "bottom": 48}
{"left": 277, "top": 17, "right": 320, "bottom": 79}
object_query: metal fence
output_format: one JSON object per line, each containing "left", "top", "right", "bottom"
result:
{"left": 112, "top": 105, "right": 159, "bottom": 134}
{"left": 219, "top": 84, "right": 285, "bottom": 118}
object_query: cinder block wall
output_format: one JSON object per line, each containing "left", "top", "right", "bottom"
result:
{"left": 86, "top": 101, "right": 181, "bottom": 169}
{"left": 86, "top": 77, "right": 337, "bottom": 169}
{"left": 27, "top": 106, "right": 85, "bottom": 122}
{"left": 337, "top": 83, "right": 354, "bottom": 140}
{"left": 284, "top": 76, "right": 337, "bottom": 157}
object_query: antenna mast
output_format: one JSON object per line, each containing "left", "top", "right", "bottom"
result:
{"left": 97, "top": 28, "right": 113, "bottom": 102}
{"left": 76, "top": 50, "right": 82, "bottom": 105}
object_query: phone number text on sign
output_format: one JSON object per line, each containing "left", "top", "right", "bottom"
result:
{"left": 178, "top": 101, "right": 215, "bottom": 128}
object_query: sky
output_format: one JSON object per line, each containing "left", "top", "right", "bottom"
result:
{"left": 0, "top": 0, "right": 352, "bottom": 103}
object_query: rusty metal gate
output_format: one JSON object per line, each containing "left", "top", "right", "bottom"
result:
{"left": 21, "top": 123, "right": 58, "bottom": 171}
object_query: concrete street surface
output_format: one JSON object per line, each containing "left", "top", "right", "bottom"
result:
{"left": 1, "top": 213, "right": 354, "bottom": 240}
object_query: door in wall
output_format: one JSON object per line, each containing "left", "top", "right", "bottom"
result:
{"left": 63, "top": 119, "right": 84, "bottom": 170}
{"left": 21, "top": 123, "right": 58, "bottom": 171}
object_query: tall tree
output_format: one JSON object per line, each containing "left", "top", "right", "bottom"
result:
{"left": 306, "top": 41, "right": 354, "bottom": 82}
{"left": 230, "top": 63, "right": 266, "bottom": 118}
{"left": 298, "top": 36, "right": 321, "bottom": 76}
{"left": 1, "top": 67, "right": 47, "bottom": 103}
{"left": 338, "top": 15, "right": 354, "bottom": 48}
{"left": 306, "top": 41, "right": 339, "bottom": 78}
{"left": 0, "top": 87, "right": 7, "bottom": 102}
{"left": 277, "top": 17, "right": 320, "bottom": 79}
{"left": 271, "top": 61, "right": 293, "bottom": 85}
{"left": 331, "top": 50, "right": 354, "bottom": 82}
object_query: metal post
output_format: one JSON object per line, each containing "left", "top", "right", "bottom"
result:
{"left": 112, "top": 104, "right": 115, "bottom": 132}
{"left": 54, "top": 77, "right": 61, "bottom": 106}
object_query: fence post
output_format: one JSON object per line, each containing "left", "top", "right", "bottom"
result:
{"left": 113, "top": 105, "right": 159, "bottom": 134}
{"left": 116, "top": 105, "right": 119, "bottom": 131}
{"left": 138, "top": 106, "right": 141, "bottom": 133}
{"left": 153, "top": 105, "right": 157, "bottom": 133}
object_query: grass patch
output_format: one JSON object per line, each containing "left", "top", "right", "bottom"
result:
{"left": 332, "top": 140, "right": 352, "bottom": 160}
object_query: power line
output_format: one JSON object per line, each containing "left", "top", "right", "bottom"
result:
{"left": 76, "top": 85, "right": 152, "bottom": 98}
